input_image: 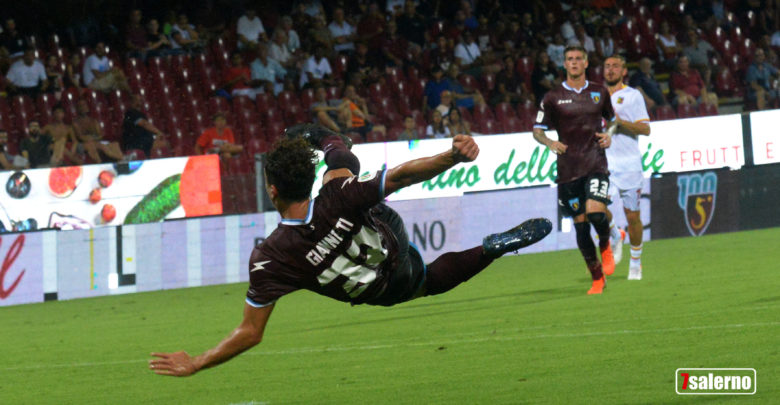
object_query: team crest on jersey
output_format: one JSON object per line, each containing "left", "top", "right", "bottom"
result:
{"left": 677, "top": 171, "right": 717, "bottom": 236}
{"left": 590, "top": 92, "right": 601, "bottom": 103}
{"left": 617, "top": 96, "right": 624, "bottom": 104}
{"left": 568, "top": 198, "right": 580, "bottom": 212}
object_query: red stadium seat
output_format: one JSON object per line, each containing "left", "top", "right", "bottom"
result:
{"left": 471, "top": 103, "right": 495, "bottom": 122}
{"left": 715, "top": 68, "right": 739, "bottom": 97}
{"left": 457, "top": 107, "right": 472, "bottom": 123}
{"left": 587, "top": 65, "right": 605, "bottom": 82}
{"left": 265, "top": 120, "right": 286, "bottom": 143}
{"left": 481, "top": 73, "right": 496, "bottom": 93}
{"left": 326, "top": 86, "right": 341, "bottom": 100}
{"left": 698, "top": 103, "right": 719, "bottom": 117}
{"left": 653, "top": 105, "right": 676, "bottom": 121}
{"left": 480, "top": 119, "right": 504, "bottom": 135}
{"left": 300, "top": 88, "right": 316, "bottom": 107}
{"left": 502, "top": 116, "right": 523, "bottom": 133}
{"left": 493, "top": 102, "right": 516, "bottom": 121}
{"left": 277, "top": 90, "right": 300, "bottom": 108}
{"left": 676, "top": 103, "right": 698, "bottom": 119}
{"left": 368, "top": 82, "right": 388, "bottom": 102}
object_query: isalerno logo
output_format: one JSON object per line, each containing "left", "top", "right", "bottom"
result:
{"left": 676, "top": 368, "right": 756, "bottom": 395}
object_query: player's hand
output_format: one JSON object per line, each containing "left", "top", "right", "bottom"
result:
{"left": 549, "top": 141, "right": 568, "bottom": 155}
{"left": 596, "top": 132, "right": 611, "bottom": 148}
{"left": 149, "top": 351, "right": 199, "bottom": 377}
{"left": 451, "top": 134, "right": 479, "bottom": 162}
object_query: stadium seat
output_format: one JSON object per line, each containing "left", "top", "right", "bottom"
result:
{"left": 386, "top": 67, "right": 402, "bottom": 85}
{"left": 282, "top": 103, "right": 306, "bottom": 126}
{"left": 471, "top": 103, "right": 495, "bottom": 122}
{"left": 653, "top": 105, "right": 676, "bottom": 121}
{"left": 457, "top": 107, "right": 472, "bottom": 123}
{"left": 493, "top": 102, "right": 516, "bottom": 121}
{"left": 502, "top": 116, "right": 523, "bottom": 133}
{"left": 480, "top": 119, "right": 504, "bottom": 135}
{"left": 481, "top": 73, "right": 496, "bottom": 93}
{"left": 516, "top": 56, "right": 534, "bottom": 79}
{"left": 232, "top": 96, "right": 254, "bottom": 115}
{"left": 265, "top": 120, "right": 286, "bottom": 143}
{"left": 587, "top": 65, "right": 604, "bottom": 82}
{"left": 698, "top": 103, "right": 719, "bottom": 117}
{"left": 326, "top": 86, "right": 341, "bottom": 100}
{"left": 277, "top": 90, "right": 300, "bottom": 108}
{"left": 368, "top": 82, "right": 388, "bottom": 102}
{"left": 255, "top": 93, "right": 276, "bottom": 112}
{"left": 459, "top": 74, "right": 477, "bottom": 92}
{"left": 332, "top": 54, "right": 349, "bottom": 79}
{"left": 715, "top": 68, "right": 739, "bottom": 97}
{"left": 676, "top": 103, "right": 698, "bottom": 119}
{"left": 300, "top": 88, "right": 316, "bottom": 107}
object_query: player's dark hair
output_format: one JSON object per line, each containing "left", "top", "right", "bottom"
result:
{"left": 265, "top": 137, "right": 317, "bottom": 202}
{"left": 564, "top": 45, "right": 588, "bottom": 60}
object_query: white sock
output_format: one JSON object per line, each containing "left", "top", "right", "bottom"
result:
{"left": 609, "top": 219, "right": 620, "bottom": 243}
{"left": 630, "top": 243, "right": 643, "bottom": 266}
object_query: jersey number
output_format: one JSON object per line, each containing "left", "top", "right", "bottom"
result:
{"left": 589, "top": 178, "right": 609, "bottom": 199}
{"left": 316, "top": 227, "right": 387, "bottom": 298}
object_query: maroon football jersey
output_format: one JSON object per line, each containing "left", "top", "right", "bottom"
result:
{"left": 534, "top": 81, "right": 615, "bottom": 184}
{"left": 246, "top": 170, "right": 400, "bottom": 307}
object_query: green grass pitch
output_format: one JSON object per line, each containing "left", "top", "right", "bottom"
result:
{"left": 1, "top": 228, "right": 778, "bottom": 404}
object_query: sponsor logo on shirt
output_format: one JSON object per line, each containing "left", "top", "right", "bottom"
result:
{"left": 557, "top": 99, "right": 573, "bottom": 105}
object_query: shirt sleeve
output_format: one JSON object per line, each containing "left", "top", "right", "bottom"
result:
{"left": 534, "top": 93, "right": 553, "bottom": 130}
{"left": 196, "top": 130, "right": 211, "bottom": 149}
{"left": 333, "top": 169, "right": 388, "bottom": 208}
{"left": 630, "top": 90, "right": 650, "bottom": 122}
{"left": 225, "top": 128, "right": 235, "bottom": 143}
{"left": 246, "top": 248, "right": 299, "bottom": 307}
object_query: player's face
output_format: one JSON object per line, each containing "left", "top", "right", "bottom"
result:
{"left": 564, "top": 50, "right": 588, "bottom": 79}
{"left": 603, "top": 57, "right": 625, "bottom": 86}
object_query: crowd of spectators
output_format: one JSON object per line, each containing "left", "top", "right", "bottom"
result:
{"left": 1, "top": 0, "right": 780, "bottom": 172}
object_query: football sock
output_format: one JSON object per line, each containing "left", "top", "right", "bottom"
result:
{"left": 586, "top": 212, "right": 611, "bottom": 250}
{"left": 424, "top": 246, "right": 494, "bottom": 296}
{"left": 609, "top": 218, "right": 620, "bottom": 243}
{"left": 630, "top": 243, "right": 643, "bottom": 266}
{"left": 574, "top": 221, "right": 603, "bottom": 280}
{"left": 322, "top": 135, "right": 360, "bottom": 174}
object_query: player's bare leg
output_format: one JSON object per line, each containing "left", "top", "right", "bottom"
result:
{"left": 624, "top": 208, "right": 643, "bottom": 280}
{"left": 585, "top": 199, "right": 614, "bottom": 277}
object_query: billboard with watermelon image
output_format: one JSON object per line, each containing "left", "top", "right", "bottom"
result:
{"left": 0, "top": 155, "right": 222, "bottom": 232}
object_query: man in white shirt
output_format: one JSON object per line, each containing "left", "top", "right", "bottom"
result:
{"left": 269, "top": 30, "right": 294, "bottom": 69}
{"left": 82, "top": 42, "right": 129, "bottom": 92}
{"left": 454, "top": 31, "right": 481, "bottom": 68}
{"left": 280, "top": 16, "right": 301, "bottom": 53}
{"left": 300, "top": 47, "right": 333, "bottom": 88}
{"left": 237, "top": 9, "right": 267, "bottom": 50}
{"left": 171, "top": 14, "right": 200, "bottom": 50}
{"left": 328, "top": 7, "right": 355, "bottom": 53}
{"left": 5, "top": 49, "right": 48, "bottom": 97}
{"left": 251, "top": 44, "right": 286, "bottom": 95}
{"left": 603, "top": 55, "right": 651, "bottom": 280}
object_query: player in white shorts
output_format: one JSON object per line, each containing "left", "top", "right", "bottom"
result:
{"left": 603, "top": 55, "right": 650, "bottom": 280}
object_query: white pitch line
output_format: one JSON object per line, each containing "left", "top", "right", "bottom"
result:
{"left": 3, "top": 321, "right": 778, "bottom": 372}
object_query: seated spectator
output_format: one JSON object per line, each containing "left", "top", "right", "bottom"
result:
{"left": 72, "top": 100, "right": 123, "bottom": 163}
{"left": 568, "top": 25, "right": 596, "bottom": 55}
{"left": 386, "top": 0, "right": 406, "bottom": 17}
{"left": 491, "top": 55, "right": 534, "bottom": 106}
{"left": 682, "top": 29, "right": 716, "bottom": 87}
{"left": 447, "top": 107, "right": 471, "bottom": 136}
{"left": 454, "top": 31, "right": 484, "bottom": 76}
{"left": 0, "top": 129, "right": 28, "bottom": 170}
{"left": 269, "top": 30, "right": 295, "bottom": 70}
{"left": 629, "top": 57, "right": 667, "bottom": 110}
{"left": 43, "top": 105, "right": 82, "bottom": 166}
{"left": 310, "top": 85, "right": 349, "bottom": 132}
{"left": 379, "top": 19, "right": 408, "bottom": 68}
{"left": 594, "top": 26, "right": 615, "bottom": 63}
{"left": 146, "top": 19, "right": 172, "bottom": 58}
{"left": 122, "top": 94, "right": 167, "bottom": 157}
{"left": 0, "top": 18, "right": 26, "bottom": 58}
{"left": 396, "top": 0, "right": 426, "bottom": 49}
{"left": 670, "top": 55, "right": 718, "bottom": 107}
{"left": 195, "top": 113, "right": 244, "bottom": 158}
{"left": 397, "top": 115, "right": 419, "bottom": 140}
{"left": 20, "top": 121, "right": 53, "bottom": 168}
{"left": 560, "top": 10, "right": 580, "bottom": 44}
{"left": 279, "top": 16, "right": 301, "bottom": 53}
{"left": 125, "top": 9, "right": 147, "bottom": 58}
{"left": 531, "top": 51, "right": 560, "bottom": 103}
{"left": 5, "top": 49, "right": 48, "bottom": 97}
{"left": 328, "top": 7, "right": 356, "bottom": 53}
{"left": 346, "top": 41, "right": 379, "bottom": 87}
{"left": 342, "top": 84, "right": 386, "bottom": 139}
{"left": 430, "top": 35, "right": 455, "bottom": 73}
{"left": 445, "top": 64, "right": 485, "bottom": 108}
{"left": 308, "top": 15, "right": 335, "bottom": 55}
{"left": 547, "top": 33, "right": 566, "bottom": 70}
{"left": 64, "top": 53, "right": 82, "bottom": 89}
{"left": 299, "top": 46, "right": 333, "bottom": 89}
{"left": 436, "top": 90, "right": 455, "bottom": 120}
{"left": 357, "top": 2, "right": 387, "bottom": 50}
{"left": 426, "top": 110, "right": 451, "bottom": 139}
{"left": 251, "top": 44, "right": 286, "bottom": 95}
{"left": 237, "top": 9, "right": 267, "bottom": 50}
{"left": 45, "top": 55, "right": 64, "bottom": 96}
{"left": 657, "top": 21, "right": 681, "bottom": 68}
{"left": 298, "top": 0, "right": 325, "bottom": 17}
{"left": 171, "top": 14, "right": 201, "bottom": 51}
{"left": 745, "top": 49, "right": 779, "bottom": 110}
{"left": 83, "top": 42, "right": 130, "bottom": 92}
{"left": 423, "top": 66, "right": 450, "bottom": 111}
{"left": 223, "top": 51, "right": 256, "bottom": 99}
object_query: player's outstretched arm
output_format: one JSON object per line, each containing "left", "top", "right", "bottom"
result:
{"left": 383, "top": 134, "right": 478, "bottom": 195}
{"left": 149, "top": 303, "right": 274, "bottom": 377}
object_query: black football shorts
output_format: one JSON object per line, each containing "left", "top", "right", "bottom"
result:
{"left": 558, "top": 173, "right": 611, "bottom": 217}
